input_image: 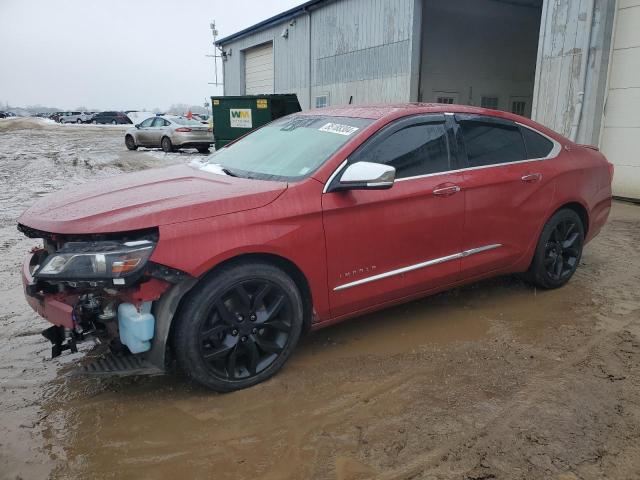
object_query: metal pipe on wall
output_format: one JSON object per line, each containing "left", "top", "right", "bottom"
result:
{"left": 570, "top": 0, "right": 596, "bottom": 142}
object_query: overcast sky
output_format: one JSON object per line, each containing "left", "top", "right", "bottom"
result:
{"left": 0, "top": 0, "right": 302, "bottom": 111}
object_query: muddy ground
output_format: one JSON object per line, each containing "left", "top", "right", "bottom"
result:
{"left": 1, "top": 118, "right": 639, "bottom": 480}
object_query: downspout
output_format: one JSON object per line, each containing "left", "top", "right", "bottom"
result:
{"left": 570, "top": 0, "right": 596, "bottom": 142}
{"left": 306, "top": 7, "right": 312, "bottom": 109}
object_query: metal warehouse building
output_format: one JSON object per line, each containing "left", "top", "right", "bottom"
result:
{"left": 216, "top": 0, "right": 639, "bottom": 199}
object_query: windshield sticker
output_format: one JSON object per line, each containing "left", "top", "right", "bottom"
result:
{"left": 280, "top": 116, "right": 321, "bottom": 131}
{"left": 318, "top": 123, "right": 359, "bottom": 136}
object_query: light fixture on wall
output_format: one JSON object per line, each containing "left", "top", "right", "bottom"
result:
{"left": 281, "top": 28, "right": 289, "bottom": 39}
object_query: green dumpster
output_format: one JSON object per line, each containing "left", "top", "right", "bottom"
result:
{"left": 211, "top": 94, "right": 302, "bottom": 150}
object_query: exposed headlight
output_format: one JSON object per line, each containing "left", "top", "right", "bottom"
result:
{"left": 36, "top": 240, "right": 155, "bottom": 282}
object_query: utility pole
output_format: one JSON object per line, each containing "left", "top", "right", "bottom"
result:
{"left": 206, "top": 21, "right": 224, "bottom": 87}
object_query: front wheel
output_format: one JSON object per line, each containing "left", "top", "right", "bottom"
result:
{"left": 111, "top": 119, "right": 117, "bottom": 125}
{"left": 76, "top": 119, "right": 82, "bottom": 124}
{"left": 125, "top": 135, "right": 137, "bottom": 151}
{"left": 172, "top": 262, "right": 304, "bottom": 392}
{"left": 524, "top": 209, "right": 584, "bottom": 289}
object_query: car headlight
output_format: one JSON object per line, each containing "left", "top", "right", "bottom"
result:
{"left": 36, "top": 240, "right": 155, "bottom": 282}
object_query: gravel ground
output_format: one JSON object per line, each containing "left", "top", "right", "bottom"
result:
{"left": 1, "top": 118, "right": 639, "bottom": 480}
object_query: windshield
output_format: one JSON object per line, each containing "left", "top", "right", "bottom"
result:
{"left": 172, "top": 117, "right": 204, "bottom": 126}
{"left": 200, "top": 115, "right": 373, "bottom": 181}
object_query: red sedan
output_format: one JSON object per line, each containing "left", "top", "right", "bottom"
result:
{"left": 18, "top": 104, "right": 613, "bottom": 391}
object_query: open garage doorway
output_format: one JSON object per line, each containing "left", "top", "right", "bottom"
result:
{"left": 419, "top": 0, "right": 543, "bottom": 118}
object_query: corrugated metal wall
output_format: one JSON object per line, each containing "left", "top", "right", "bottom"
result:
{"left": 220, "top": 0, "right": 417, "bottom": 110}
{"left": 532, "top": 0, "right": 616, "bottom": 145}
{"left": 222, "top": 13, "right": 311, "bottom": 107}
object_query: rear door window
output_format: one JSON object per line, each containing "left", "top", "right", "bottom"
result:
{"left": 458, "top": 116, "right": 526, "bottom": 167}
{"left": 522, "top": 127, "right": 554, "bottom": 159}
{"left": 353, "top": 116, "right": 450, "bottom": 179}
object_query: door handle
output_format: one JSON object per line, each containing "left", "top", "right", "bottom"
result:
{"left": 432, "top": 185, "right": 461, "bottom": 197}
{"left": 521, "top": 173, "right": 542, "bottom": 183}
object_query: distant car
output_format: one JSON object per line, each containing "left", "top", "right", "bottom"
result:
{"left": 125, "top": 115, "right": 213, "bottom": 153}
{"left": 0, "top": 112, "right": 7, "bottom": 119}
{"left": 60, "top": 112, "right": 94, "bottom": 124}
{"left": 193, "top": 114, "right": 210, "bottom": 125}
{"left": 92, "top": 111, "right": 132, "bottom": 125}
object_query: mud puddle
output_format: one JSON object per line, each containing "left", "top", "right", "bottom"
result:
{"left": 2, "top": 119, "right": 640, "bottom": 479}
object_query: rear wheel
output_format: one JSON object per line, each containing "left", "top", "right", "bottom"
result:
{"left": 197, "top": 146, "right": 210, "bottom": 154}
{"left": 524, "top": 209, "right": 584, "bottom": 289}
{"left": 161, "top": 136, "right": 173, "bottom": 153}
{"left": 111, "top": 119, "right": 117, "bottom": 125}
{"left": 76, "top": 118, "right": 82, "bottom": 124}
{"left": 125, "top": 135, "right": 137, "bottom": 151}
{"left": 173, "top": 261, "right": 304, "bottom": 392}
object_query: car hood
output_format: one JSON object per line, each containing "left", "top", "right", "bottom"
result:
{"left": 18, "top": 164, "right": 287, "bottom": 234}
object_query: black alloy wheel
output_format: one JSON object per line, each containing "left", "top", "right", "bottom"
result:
{"left": 543, "top": 219, "right": 582, "bottom": 282}
{"left": 524, "top": 208, "right": 584, "bottom": 289}
{"left": 173, "top": 261, "right": 304, "bottom": 391}
{"left": 198, "top": 280, "right": 293, "bottom": 381}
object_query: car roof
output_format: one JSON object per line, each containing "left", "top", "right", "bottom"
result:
{"left": 299, "top": 102, "right": 562, "bottom": 140}
{"left": 302, "top": 103, "right": 523, "bottom": 119}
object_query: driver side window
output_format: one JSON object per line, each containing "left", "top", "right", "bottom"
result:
{"left": 140, "top": 117, "right": 154, "bottom": 128}
{"left": 354, "top": 119, "right": 451, "bottom": 179}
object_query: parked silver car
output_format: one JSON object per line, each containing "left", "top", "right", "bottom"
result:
{"left": 125, "top": 116, "right": 213, "bottom": 153}
{"left": 59, "top": 111, "right": 95, "bottom": 124}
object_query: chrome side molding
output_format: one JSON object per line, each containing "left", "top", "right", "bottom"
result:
{"left": 333, "top": 244, "right": 502, "bottom": 291}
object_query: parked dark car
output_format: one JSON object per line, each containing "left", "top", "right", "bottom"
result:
{"left": 92, "top": 111, "right": 132, "bottom": 125}
{"left": 0, "top": 112, "right": 7, "bottom": 119}
{"left": 49, "top": 112, "right": 64, "bottom": 122}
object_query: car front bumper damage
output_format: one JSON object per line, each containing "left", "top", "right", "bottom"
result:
{"left": 22, "top": 248, "right": 197, "bottom": 375}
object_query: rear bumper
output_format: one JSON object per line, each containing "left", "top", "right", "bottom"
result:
{"left": 171, "top": 132, "right": 213, "bottom": 147}
{"left": 22, "top": 252, "right": 75, "bottom": 329}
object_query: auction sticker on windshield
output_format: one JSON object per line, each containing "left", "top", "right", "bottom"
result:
{"left": 318, "top": 123, "right": 359, "bottom": 136}
{"left": 230, "top": 109, "right": 253, "bottom": 129}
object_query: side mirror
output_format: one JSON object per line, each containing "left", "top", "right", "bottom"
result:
{"left": 135, "top": 124, "right": 141, "bottom": 129}
{"left": 332, "top": 161, "right": 396, "bottom": 191}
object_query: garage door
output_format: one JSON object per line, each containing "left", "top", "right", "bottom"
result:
{"left": 244, "top": 43, "right": 274, "bottom": 95}
{"left": 600, "top": 1, "right": 640, "bottom": 199}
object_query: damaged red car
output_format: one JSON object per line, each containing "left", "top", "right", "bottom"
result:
{"left": 18, "top": 104, "right": 613, "bottom": 392}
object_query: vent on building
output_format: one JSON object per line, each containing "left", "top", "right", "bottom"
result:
{"left": 512, "top": 101, "right": 527, "bottom": 116}
{"left": 436, "top": 96, "right": 455, "bottom": 104}
{"left": 315, "top": 95, "right": 328, "bottom": 109}
{"left": 481, "top": 96, "right": 499, "bottom": 110}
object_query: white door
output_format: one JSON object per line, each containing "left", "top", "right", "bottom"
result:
{"left": 600, "top": 1, "right": 640, "bottom": 199}
{"left": 244, "top": 43, "right": 274, "bottom": 95}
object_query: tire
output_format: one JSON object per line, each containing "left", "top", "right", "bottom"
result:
{"left": 76, "top": 119, "right": 82, "bottom": 124}
{"left": 524, "top": 208, "right": 585, "bottom": 289}
{"left": 173, "top": 261, "right": 304, "bottom": 392}
{"left": 161, "top": 136, "right": 173, "bottom": 153}
{"left": 197, "top": 146, "right": 210, "bottom": 154}
{"left": 125, "top": 135, "right": 138, "bottom": 151}
{"left": 111, "top": 119, "right": 117, "bottom": 125}
{"left": 92, "top": 120, "right": 97, "bottom": 124}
